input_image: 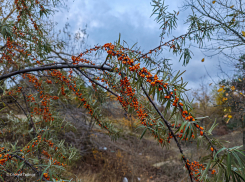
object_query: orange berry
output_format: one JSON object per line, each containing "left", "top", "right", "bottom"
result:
{"left": 200, "top": 131, "right": 203, "bottom": 136}
{"left": 210, "top": 147, "right": 214, "bottom": 152}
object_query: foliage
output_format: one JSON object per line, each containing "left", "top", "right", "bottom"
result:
{"left": 214, "top": 54, "right": 245, "bottom": 128}
{"left": 0, "top": 0, "right": 244, "bottom": 182}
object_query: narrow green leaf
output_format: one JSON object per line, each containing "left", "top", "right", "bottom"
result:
{"left": 227, "top": 152, "right": 231, "bottom": 179}
{"left": 182, "top": 122, "right": 190, "bottom": 139}
{"left": 208, "top": 119, "right": 218, "bottom": 135}
{"left": 200, "top": 159, "right": 211, "bottom": 180}
{"left": 214, "top": 147, "right": 227, "bottom": 160}
{"left": 232, "top": 151, "right": 244, "bottom": 171}
{"left": 140, "top": 128, "right": 147, "bottom": 139}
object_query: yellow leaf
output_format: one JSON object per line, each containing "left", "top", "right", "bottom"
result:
{"left": 225, "top": 93, "right": 229, "bottom": 96}
{"left": 222, "top": 97, "right": 228, "bottom": 102}
{"left": 242, "top": 31, "right": 245, "bottom": 37}
{"left": 228, "top": 115, "right": 232, "bottom": 119}
{"left": 217, "top": 88, "right": 223, "bottom": 92}
{"left": 223, "top": 114, "right": 227, "bottom": 118}
{"left": 230, "top": 5, "right": 234, "bottom": 8}
{"left": 201, "top": 58, "right": 205, "bottom": 62}
{"left": 177, "top": 11, "right": 179, "bottom": 15}
{"left": 231, "top": 86, "right": 235, "bottom": 90}
{"left": 220, "top": 85, "right": 225, "bottom": 88}
{"left": 239, "top": 78, "right": 242, "bottom": 81}
{"left": 227, "top": 118, "right": 231, "bottom": 123}
{"left": 209, "top": 83, "right": 212, "bottom": 86}
{"left": 212, "top": 1, "right": 216, "bottom": 4}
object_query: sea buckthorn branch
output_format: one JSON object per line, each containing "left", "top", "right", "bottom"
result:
{"left": 0, "top": 37, "right": 52, "bottom": 78}
{"left": 0, "top": 64, "right": 113, "bottom": 81}
{"left": 99, "top": 43, "right": 222, "bottom": 180}
{"left": 0, "top": 147, "right": 48, "bottom": 181}
{"left": 11, "top": 72, "right": 72, "bottom": 176}
{"left": 101, "top": 62, "right": 202, "bottom": 181}
{"left": 14, "top": 0, "right": 48, "bottom": 36}
{"left": 108, "top": 42, "right": 219, "bottom": 159}
{"left": 141, "top": 85, "right": 194, "bottom": 182}
{"left": 10, "top": 78, "right": 44, "bottom": 170}
{"left": 18, "top": 132, "right": 70, "bottom": 180}
{"left": 9, "top": 154, "right": 48, "bottom": 181}
{"left": 4, "top": 1, "right": 59, "bottom": 69}
{"left": 0, "top": 161, "right": 20, "bottom": 181}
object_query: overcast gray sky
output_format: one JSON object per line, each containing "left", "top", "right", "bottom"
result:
{"left": 45, "top": 0, "right": 241, "bottom": 101}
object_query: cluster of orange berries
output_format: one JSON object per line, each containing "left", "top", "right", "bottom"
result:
{"left": 22, "top": 73, "right": 56, "bottom": 123}
{"left": 167, "top": 124, "right": 195, "bottom": 143}
{"left": 129, "top": 63, "right": 140, "bottom": 72}
{"left": 1, "top": 38, "right": 18, "bottom": 64}
{"left": 46, "top": 79, "right": 52, "bottom": 84}
{"left": 0, "top": 152, "right": 11, "bottom": 165}
{"left": 61, "top": 85, "right": 66, "bottom": 96}
{"left": 43, "top": 172, "right": 50, "bottom": 180}
{"left": 22, "top": 139, "right": 39, "bottom": 154}
{"left": 186, "top": 159, "right": 206, "bottom": 180}
{"left": 42, "top": 150, "right": 66, "bottom": 166}
{"left": 42, "top": 172, "right": 64, "bottom": 181}
{"left": 195, "top": 124, "right": 204, "bottom": 136}
{"left": 71, "top": 54, "right": 96, "bottom": 66}
{"left": 40, "top": 135, "right": 66, "bottom": 159}
{"left": 185, "top": 159, "right": 216, "bottom": 181}
{"left": 24, "top": 73, "right": 43, "bottom": 93}
{"left": 115, "top": 75, "right": 166, "bottom": 144}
